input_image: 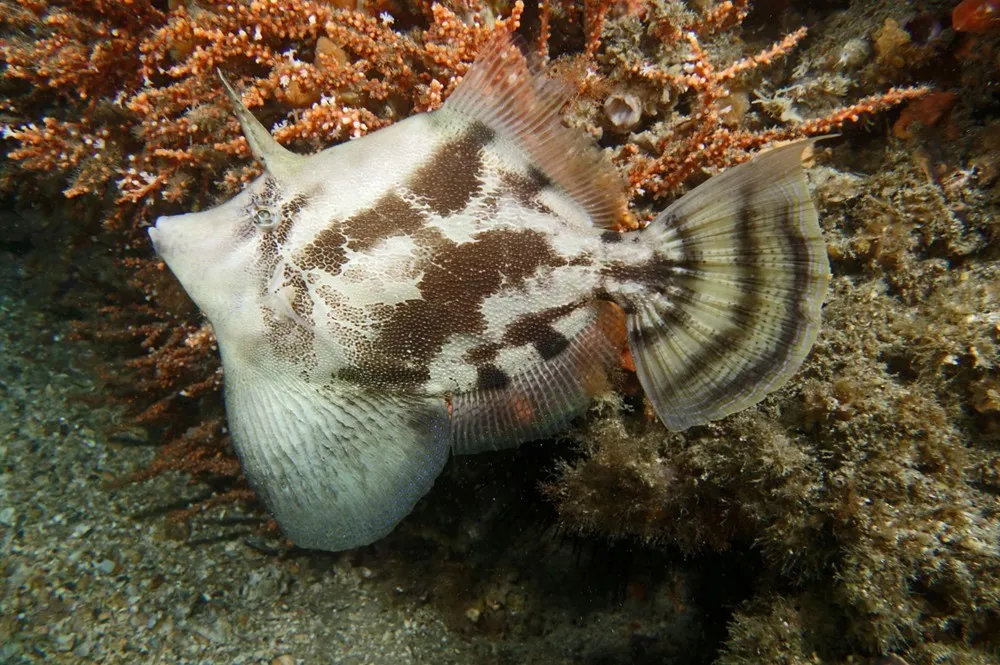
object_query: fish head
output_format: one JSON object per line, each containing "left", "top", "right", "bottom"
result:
{"left": 149, "top": 72, "right": 311, "bottom": 344}
{"left": 148, "top": 172, "right": 289, "bottom": 342}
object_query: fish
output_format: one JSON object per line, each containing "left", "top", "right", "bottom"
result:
{"left": 148, "top": 37, "right": 831, "bottom": 552}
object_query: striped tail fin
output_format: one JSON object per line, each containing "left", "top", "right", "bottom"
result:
{"left": 623, "top": 140, "right": 831, "bottom": 431}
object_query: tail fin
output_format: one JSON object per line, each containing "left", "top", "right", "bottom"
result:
{"left": 625, "top": 140, "right": 830, "bottom": 431}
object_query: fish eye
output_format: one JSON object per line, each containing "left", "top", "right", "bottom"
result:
{"left": 253, "top": 207, "right": 277, "bottom": 230}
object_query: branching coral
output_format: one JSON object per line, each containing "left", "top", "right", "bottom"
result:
{"left": 0, "top": 0, "right": 925, "bottom": 493}
{"left": 546, "top": 89, "right": 999, "bottom": 665}
{"left": 544, "top": 1, "right": 929, "bottom": 206}
{"left": 550, "top": 270, "right": 1000, "bottom": 660}
{"left": 2, "top": 0, "right": 929, "bottom": 225}
{"left": 3, "top": 0, "right": 526, "bottom": 226}
{"left": 119, "top": 0, "right": 527, "bottom": 219}
{"left": 1, "top": 0, "right": 165, "bottom": 201}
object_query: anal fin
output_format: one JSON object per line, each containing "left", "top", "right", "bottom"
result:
{"left": 450, "top": 301, "right": 626, "bottom": 454}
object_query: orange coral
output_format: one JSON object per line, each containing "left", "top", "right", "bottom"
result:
{"left": 4, "top": 0, "right": 526, "bottom": 235}
{"left": 953, "top": 0, "right": 1000, "bottom": 33}
{"left": 4, "top": 0, "right": 528, "bottom": 436}
{"left": 892, "top": 90, "right": 958, "bottom": 139}
{"left": 122, "top": 0, "right": 524, "bottom": 226}
{"left": 605, "top": 20, "right": 929, "bottom": 199}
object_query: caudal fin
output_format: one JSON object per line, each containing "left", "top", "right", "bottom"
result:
{"left": 625, "top": 140, "right": 831, "bottom": 431}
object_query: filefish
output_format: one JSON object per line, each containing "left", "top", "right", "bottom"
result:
{"left": 148, "top": 38, "right": 830, "bottom": 551}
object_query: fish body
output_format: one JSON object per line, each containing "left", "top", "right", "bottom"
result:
{"left": 149, "top": 40, "right": 830, "bottom": 551}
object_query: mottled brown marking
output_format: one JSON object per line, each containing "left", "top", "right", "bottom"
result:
{"left": 342, "top": 228, "right": 567, "bottom": 388}
{"left": 298, "top": 227, "right": 348, "bottom": 274}
{"left": 337, "top": 361, "right": 429, "bottom": 388}
{"left": 250, "top": 178, "right": 284, "bottom": 262}
{"left": 499, "top": 167, "right": 552, "bottom": 213}
{"left": 479, "top": 193, "right": 501, "bottom": 215}
{"left": 476, "top": 364, "right": 511, "bottom": 390}
{"left": 409, "top": 121, "right": 493, "bottom": 216}
{"left": 235, "top": 219, "right": 256, "bottom": 243}
{"left": 261, "top": 306, "right": 317, "bottom": 368}
{"left": 343, "top": 193, "right": 427, "bottom": 252}
{"left": 412, "top": 225, "right": 448, "bottom": 248}
{"left": 502, "top": 303, "right": 583, "bottom": 360}
{"left": 464, "top": 342, "right": 503, "bottom": 364}
{"left": 297, "top": 193, "right": 428, "bottom": 276}
{"left": 533, "top": 328, "right": 570, "bottom": 360}
{"left": 315, "top": 283, "right": 341, "bottom": 311}
{"left": 286, "top": 269, "right": 313, "bottom": 323}
{"left": 275, "top": 193, "right": 310, "bottom": 245}
{"left": 257, "top": 176, "right": 279, "bottom": 203}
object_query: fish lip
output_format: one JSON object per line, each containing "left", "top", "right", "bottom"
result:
{"left": 147, "top": 216, "right": 171, "bottom": 256}
{"left": 147, "top": 223, "right": 162, "bottom": 255}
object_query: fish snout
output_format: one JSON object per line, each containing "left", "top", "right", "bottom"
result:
{"left": 148, "top": 215, "right": 180, "bottom": 259}
{"left": 147, "top": 221, "right": 163, "bottom": 255}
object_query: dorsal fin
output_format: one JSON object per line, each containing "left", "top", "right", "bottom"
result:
{"left": 218, "top": 70, "right": 306, "bottom": 180}
{"left": 444, "top": 37, "right": 633, "bottom": 230}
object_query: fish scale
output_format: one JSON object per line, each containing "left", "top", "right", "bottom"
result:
{"left": 148, "top": 37, "right": 830, "bottom": 551}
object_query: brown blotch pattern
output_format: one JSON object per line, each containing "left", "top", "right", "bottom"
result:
{"left": 275, "top": 192, "right": 311, "bottom": 246}
{"left": 499, "top": 167, "right": 553, "bottom": 214}
{"left": 502, "top": 303, "right": 583, "bottom": 361}
{"left": 475, "top": 364, "right": 511, "bottom": 391}
{"left": 464, "top": 342, "right": 503, "bottom": 364}
{"left": 342, "top": 227, "right": 568, "bottom": 388}
{"left": 298, "top": 227, "right": 348, "bottom": 274}
{"left": 296, "top": 192, "right": 427, "bottom": 276}
{"left": 285, "top": 268, "right": 314, "bottom": 324}
{"left": 341, "top": 193, "right": 428, "bottom": 252}
{"left": 408, "top": 121, "right": 493, "bottom": 216}
{"left": 250, "top": 177, "right": 284, "bottom": 262}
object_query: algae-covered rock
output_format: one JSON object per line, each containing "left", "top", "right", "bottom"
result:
{"left": 548, "top": 13, "right": 1000, "bottom": 658}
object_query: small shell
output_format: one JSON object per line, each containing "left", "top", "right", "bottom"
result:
{"left": 604, "top": 92, "right": 643, "bottom": 133}
{"left": 717, "top": 90, "right": 750, "bottom": 128}
{"left": 315, "top": 36, "right": 349, "bottom": 66}
{"left": 836, "top": 37, "right": 871, "bottom": 70}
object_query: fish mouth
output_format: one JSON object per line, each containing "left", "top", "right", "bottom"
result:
{"left": 148, "top": 216, "right": 173, "bottom": 258}
{"left": 147, "top": 224, "right": 161, "bottom": 254}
